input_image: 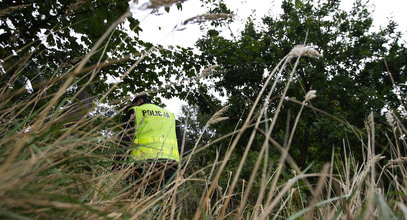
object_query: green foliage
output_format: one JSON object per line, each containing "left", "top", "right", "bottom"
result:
{"left": 0, "top": 0, "right": 203, "bottom": 106}
{"left": 1, "top": 0, "right": 406, "bottom": 219}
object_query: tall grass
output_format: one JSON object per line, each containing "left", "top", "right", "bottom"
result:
{"left": 1, "top": 5, "right": 406, "bottom": 220}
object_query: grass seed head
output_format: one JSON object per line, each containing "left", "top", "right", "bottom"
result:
{"left": 65, "top": 0, "right": 87, "bottom": 16}
{"left": 208, "top": 117, "right": 229, "bottom": 125}
{"left": 385, "top": 111, "right": 396, "bottom": 128}
{"left": 206, "top": 105, "right": 230, "bottom": 127}
{"left": 288, "top": 45, "right": 322, "bottom": 60}
{"left": 142, "top": 0, "right": 188, "bottom": 10}
{"left": 0, "top": 4, "right": 31, "bottom": 16}
{"left": 197, "top": 65, "right": 219, "bottom": 80}
{"left": 182, "top": 13, "right": 232, "bottom": 25}
{"left": 367, "top": 112, "right": 374, "bottom": 129}
{"left": 304, "top": 90, "right": 317, "bottom": 102}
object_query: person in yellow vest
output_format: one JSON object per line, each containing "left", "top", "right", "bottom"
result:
{"left": 120, "top": 94, "right": 181, "bottom": 191}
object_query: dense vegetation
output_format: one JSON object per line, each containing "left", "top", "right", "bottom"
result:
{"left": 0, "top": 0, "right": 406, "bottom": 219}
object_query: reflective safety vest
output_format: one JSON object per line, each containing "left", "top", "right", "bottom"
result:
{"left": 129, "top": 104, "right": 180, "bottom": 162}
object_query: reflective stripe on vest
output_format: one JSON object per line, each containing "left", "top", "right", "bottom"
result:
{"left": 134, "top": 137, "right": 178, "bottom": 145}
{"left": 129, "top": 104, "right": 180, "bottom": 162}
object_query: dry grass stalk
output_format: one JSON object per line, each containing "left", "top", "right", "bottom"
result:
{"left": 387, "top": 157, "right": 407, "bottom": 164}
{"left": 259, "top": 55, "right": 314, "bottom": 215}
{"left": 304, "top": 164, "right": 330, "bottom": 220}
{"left": 180, "top": 105, "right": 230, "bottom": 183}
{"left": 258, "top": 173, "right": 325, "bottom": 219}
{"left": 213, "top": 55, "right": 291, "bottom": 220}
{"left": 216, "top": 44, "right": 323, "bottom": 218}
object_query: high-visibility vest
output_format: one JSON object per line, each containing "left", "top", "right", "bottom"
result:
{"left": 129, "top": 104, "right": 180, "bottom": 162}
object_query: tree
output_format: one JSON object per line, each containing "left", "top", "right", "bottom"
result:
{"left": 195, "top": 0, "right": 406, "bottom": 169}
{"left": 0, "top": 0, "right": 204, "bottom": 109}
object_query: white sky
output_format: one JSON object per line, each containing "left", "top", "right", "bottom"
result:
{"left": 130, "top": 0, "right": 407, "bottom": 115}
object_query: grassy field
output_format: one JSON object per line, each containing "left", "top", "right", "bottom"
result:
{"left": 1, "top": 40, "right": 406, "bottom": 219}
{"left": 1, "top": 3, "right": 407, "bottom": 219}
